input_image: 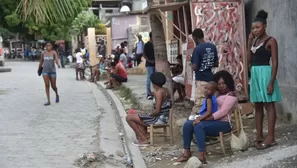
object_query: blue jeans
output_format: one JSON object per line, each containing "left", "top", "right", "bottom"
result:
{"left": 146, "top": 66, "right": 155, "bottom": 96}
{"left": 60, "top": 55, "right": 65, "bottom": 68}
{"left": 183, "top": 120, "right": 231, "bottom": 152}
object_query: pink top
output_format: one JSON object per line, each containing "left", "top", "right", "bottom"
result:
{"left": 212, "top": 95, "right": 238, "bottom": 121}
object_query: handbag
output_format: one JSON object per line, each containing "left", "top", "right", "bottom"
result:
{"left": 38, "top": 67, "right": 43, "bottom": 76}
{"left": 229, "top": 109, "right": 249, "bottom": 151}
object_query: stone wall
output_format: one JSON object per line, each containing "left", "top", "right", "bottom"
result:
{"left": 245, "top": 0, "right": 297, "bottom": 122}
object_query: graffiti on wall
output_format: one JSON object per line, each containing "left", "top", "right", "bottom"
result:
{"left": 191, "top": 1, "right": 247, "bottom": 98}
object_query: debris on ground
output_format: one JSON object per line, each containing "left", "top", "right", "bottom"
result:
{"left": 74, "top": 152, "right": 107, "bottom": 168}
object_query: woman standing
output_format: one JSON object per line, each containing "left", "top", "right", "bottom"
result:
{"left": 248, "top": 10, "right": 282, "bottom": 149}
{"left": 38, "top": 42, "right": 61, "bottom": 106}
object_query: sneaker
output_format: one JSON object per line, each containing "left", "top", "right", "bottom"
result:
{"left": 147, "top": 95, "right": 153, "bottom": 100}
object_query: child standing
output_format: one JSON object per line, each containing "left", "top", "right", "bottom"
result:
{"left": 75, "top": 48, "right": 84, "bottom": 80}
{"left": 189, "top": 81, "right": 218, "bottom": 121}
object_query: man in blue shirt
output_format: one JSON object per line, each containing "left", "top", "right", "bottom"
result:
{"left": 191, "top": 28, "right": 218, "bottom": 113}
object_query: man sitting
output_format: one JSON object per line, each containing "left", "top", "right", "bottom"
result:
{"left": 106, "top": 56, "right": 128, "bottom": 89}
{"left": 171, "top": 54, "right": 185, "bottom": 102}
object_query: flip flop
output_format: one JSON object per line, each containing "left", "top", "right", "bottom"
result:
{"left": 56, "top": 95, "right": 60, "bottom": 103}
{"left": 252, "top": 139, "right": 264, "bottom": 147}
{"left": 256, "top": 142, "right": 278, "bottom": 150}
{"left": 132, "top": 141, "right": 150, "bottom": 147}
{"left": 44, "top": 102, "right": 51, "bottom": 106}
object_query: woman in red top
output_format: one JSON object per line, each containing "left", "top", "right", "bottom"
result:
{"left": 106, "top": 56, "right": 128, "bottom": 89}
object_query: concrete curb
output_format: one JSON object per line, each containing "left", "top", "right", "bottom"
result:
{"left": 96, "top": 82, "right": 147, "bottom": 168}
{"left": 0, "top": 68, "right": 12, "bottom": 73}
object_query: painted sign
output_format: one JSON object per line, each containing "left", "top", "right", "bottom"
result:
{"left": 187, "top": 0, "right": 247, "bottom": 99}
{"left": 167, "top": 39, "right": 179, "bottom": 63}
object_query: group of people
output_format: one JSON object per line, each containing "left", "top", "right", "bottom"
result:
{"left": 36, "top": 8, "right": 282, "bottom": 163}
{"left": 125, "top": 9, "right": 282, "bottom": 164}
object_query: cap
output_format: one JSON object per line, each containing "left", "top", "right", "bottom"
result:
{"left": 150, "top": 72, "right": 166, "bottom": 87}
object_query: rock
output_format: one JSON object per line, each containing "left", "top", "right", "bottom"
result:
{"left": 184, "top": 157, "right": 202, "bottom": 168}
{"left": 116, "top": 150, "right": 124, "bottom": 157}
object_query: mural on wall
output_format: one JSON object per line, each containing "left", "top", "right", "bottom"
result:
{"left": 190, "top": 0, "right": 247, "bottom": 98}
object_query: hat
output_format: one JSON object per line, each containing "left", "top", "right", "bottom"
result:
{"left": 150, "top": 72, "right": 166, "bottom": 87}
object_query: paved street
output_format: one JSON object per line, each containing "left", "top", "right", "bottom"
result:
{"left": 0, "top": 62, "right": 122, "bottom": 168}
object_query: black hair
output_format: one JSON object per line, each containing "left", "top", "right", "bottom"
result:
{"left": 110, "top": 62, "right": 116, "bottom": 67}
{"left": 149, "top": 32, "right": 152, "bottom": 38}
{"left": 120, "top": 42, "right": 125, "bottom": 48}
{"left": 75, "top": 48, "right": 80, "bottom": 53}
{"left": 192, "top": 28, "right": 204, "bottom": 39}
{"left": 176, "top": 54, "right": 182, "bottom": 60}
{"left": 213, "top": 70, "right": 235, "bottom": 91}
{"left": 253, "top": 10, "right": 268, "bottom": 25}
{"left": 46, "top": 41, "right": 53, "bottom": 45}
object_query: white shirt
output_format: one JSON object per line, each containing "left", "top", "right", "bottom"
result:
{"left": 76, "top": 52, "right": 83, "bottom": 63}
{"left": 80, "top": 48, "right": 86, "bottom": 55}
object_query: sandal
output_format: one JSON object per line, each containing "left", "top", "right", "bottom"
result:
{"left": 253, "top": 139, "right": 264, "bottom": 147}
{"left": 56, "top": 95, "right": 60, "bottom": 103}
{"left": 44, "top": 102, "right": 51, "bottom": 106}
{"left": 176, "top": 154, "right": 191, "bottom": 162}
{"left": 106, "top": 85, "right": 114, "bottom": 89}
{"left": 132, "top": 141, "right": 150, "bottom": 147}
{"left": 256, "top": 142, "right": 278, "bottom": 150}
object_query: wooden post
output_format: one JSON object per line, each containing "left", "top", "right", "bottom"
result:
{"left": 87, "top": 28, "right": 98, "bottom": 66}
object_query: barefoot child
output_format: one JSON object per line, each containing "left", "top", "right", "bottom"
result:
{"left": 189, "top": 81, "right": 218, "bottom": 121}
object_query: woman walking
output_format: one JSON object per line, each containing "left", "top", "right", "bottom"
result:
{"left": 38, "top": 42, "right": 61, "bottom": 106}
{"left": 248, "top": 10, "right": 282, "bottom": 149}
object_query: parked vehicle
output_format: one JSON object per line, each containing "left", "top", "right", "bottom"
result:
{"left": 0, "top": 36, "right": 4, "bottom": 66}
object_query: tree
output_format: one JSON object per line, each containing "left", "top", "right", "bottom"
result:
{"left": 95, "top": 23, "right": 107, "bottom": 35}
{"left": 147, "top": 0, "right": 171, "bottom": 90}
{"left": 72, "top": 11, "right": 101, "bottom": 35}
{"left": 16, "top": 0, "right": 91, "bottom": 24}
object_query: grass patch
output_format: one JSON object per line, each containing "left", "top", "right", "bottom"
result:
{"left": 116, "top": 85, "right": 139, "bottom": 110}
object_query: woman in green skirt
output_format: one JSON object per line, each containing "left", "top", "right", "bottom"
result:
{"left": 247, "top": 10, "right": 282, "bottom": 150}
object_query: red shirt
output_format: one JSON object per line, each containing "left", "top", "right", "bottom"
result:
{"left": 116, "top": 62, "right": 127, "bottom": 79}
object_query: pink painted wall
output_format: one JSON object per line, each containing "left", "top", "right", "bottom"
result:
{"left": 111, "top": 15, "right": 137, "bottom": 48}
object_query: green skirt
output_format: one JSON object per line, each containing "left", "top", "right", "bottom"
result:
{"left": 250, "top": 66, "right": 282, "bottom": 103}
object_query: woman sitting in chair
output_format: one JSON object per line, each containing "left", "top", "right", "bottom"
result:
{"left": 177, "top": 70, "right": 238, "bottom": 163}
{"left": 126, "top": 72, "right": 171, "bottom": 147}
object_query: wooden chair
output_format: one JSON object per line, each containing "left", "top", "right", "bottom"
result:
{"left": 206, "top": 106, "right": 241, "bottom": 155}
{"left": 148, "top": 108, "right": 174, "bottom": 145}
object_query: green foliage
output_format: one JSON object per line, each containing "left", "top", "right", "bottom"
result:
{"left": 95, "top": 23, "right": 107, "bottom": 35}
{"left": 5, "top": 13, "right": 21, "bottom": 26}
{"left": 16, "top": 0, "right": 91, "bottom": 24}
{"left": 72, "top": 11, "right": 101, "bottom": 35}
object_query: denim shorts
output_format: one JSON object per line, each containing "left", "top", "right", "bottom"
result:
{"left": 42, "top": 72, "right": 56, "bottom": 77}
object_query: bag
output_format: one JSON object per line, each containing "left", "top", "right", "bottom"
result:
{"left": 38, "top": 67, "right": 43, "bottom": 76}
{"left": 230, "top": 109, "right": 249, "bottom": 151}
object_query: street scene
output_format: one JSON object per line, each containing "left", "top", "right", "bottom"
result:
{"left": 1, "top": 0, "right": 297, "bottom": 168}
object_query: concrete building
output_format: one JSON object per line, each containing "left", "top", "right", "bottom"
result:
{"left": 245, "top": 0, "right": 297, "bottom": 122}
{"left": 91, "top": 0, "right": 122, "bottom": 23}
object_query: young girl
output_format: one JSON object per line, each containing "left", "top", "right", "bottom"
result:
{"left": 248, "top": 10, "right": 282, "bottom": 150}
{"left": 75, "top": 48, "right": 84, "bottom": 80}
{"left": 126, "top": 72, "right": 171, "bottom": 146}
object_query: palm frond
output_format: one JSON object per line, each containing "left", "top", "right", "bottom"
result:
{"left": 16, "top": 0, "right": 90, "bottom": 24}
